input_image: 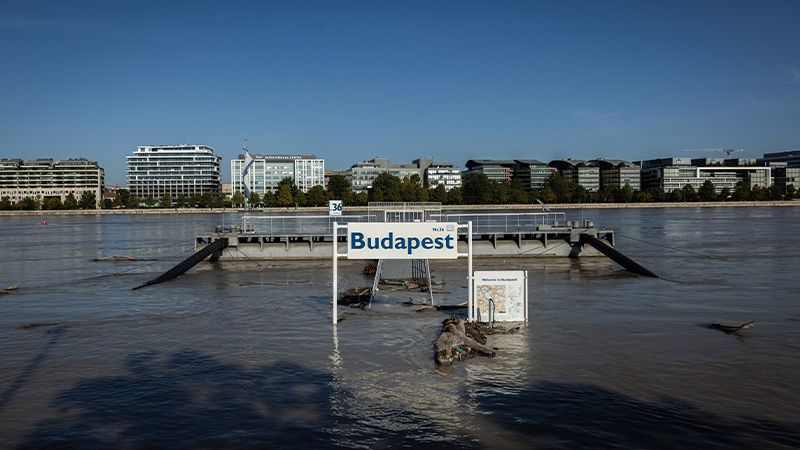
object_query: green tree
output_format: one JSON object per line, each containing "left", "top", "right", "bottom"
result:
{"left": 493, "top": 181, "right": 510, "bottom": 204}
{"left": 63, "top": 192, "right": 78, "bottom": 209}
{"left": 751, "top": 185, "right": 767, "bottom": 201}
{"left": 176, "top": 194, "right": 187, "bottom": 208}
{"left": 463, "top": 173, "right": 492, "bottom": 204}
{"left": 430, "top": 184, "right": 447, "bottom": 204}
{"left": 354, "top": 191, "right": 369, "bottom": 206}
{"left": 16, "top": 197, "right": 36, "bottom": 210}
{"left": 698, "top": 180, "right": 717, "bottom": 202}
{"left": 620, "top": 183, "right": 634, "bottom": 203}
{"left": 509, "top": 179, "right": 527, "bottom": 204}
{"left": 341, "top": 189, "right": 354, "bottom": 206}
{"left": 670, "top": 188, "right": 683, "bottom": 202}
{"left": 0, "top": 196, "right": 12, "bottom": 210}
{"left": 635, "top": 190, "right": 653, "bottom": 202}
{"left": 144, "top": 196, "right": 156, "bottom": 208}
{"left": 545, "top": 173, "right": 571, "bottom": 203}
{"left": 571, "top": 185, "right": 589, "bottom": 203}
{"left": 262, "top": 191, "right": 276, "bottom": 207}
{"left": 447, "top": 186, "right": 463, "bottom": 205}
{"left": 306, "top": 185, "right": 327, "bottom": 206}
{"left": 45, "top": 197, "right": 63, "bottom": 210}
{"left": 605, "top": 185, "right": 620, "bottom": 203}
{"left": 231, "top": 191, "right": 245, "bottom": 208}
{"left": 189, "top": 195, "right": 202, "bottom": 208}
{"left": 278, "top": 177, "right": 299, "bottom": 199}
{"left": 212, "top": 194, "right": 231, "bottom": 208}
{"left": 102, "top": 199, "right": 113, "bottom": 209}
{"left": 277, "top": 185, "right": 294, "bottom": 206}
{"left": 786, "top": 184, "right": 797, "bottom": 199}
{"left": 159, "top": 194, "right": 173, "bottom": 208}
{"left": 767, "top": 184, "right": 784, "bottom": 201}
{"left": 326, "top": 174, "right": 351, "bottom": 199}
{"left": 682, "top": 184, "right": 699, "bottom": 202}
{"left": 719, "top": 187, "right": 732, "bottom": 201}
{"left": 293, "top": 190, "right": 306, "bottom": 207}
{"left": 79, "top": 190, "right": 97, "bottom": 209}
{"left": 198, "top": 192, "right": 213, "bottom": 208}
{"left": 371, "top": 173, "right": 401, "bottom": 202}
{"left": 732, "top": 181, "right": 751, "bottom": 201}
{"left": 128, "top": 195, "right": 141, "bottom": 208}
{"left": 370, "top": 186, "right": 384, "bottom": 203}
{"left": 116, "top": 189, "right": 131, "bottom": 208}
{"left": 248, "top": 192, "right": 261, "bottom": 208}
{"left": 540, "top": 186, "right": 556, "bottom": 204}
{"left": 652, "top": 188, "right": 667, "bottom": 202}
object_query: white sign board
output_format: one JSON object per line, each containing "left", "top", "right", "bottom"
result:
{"left": 347, "top": 222, "right": 459, "bottom": 260}
{"left": 329, "top": 200, "right": 342, "bottom": 216}
{"left": 473, "top": 270, "right": 528, "bottom": 322}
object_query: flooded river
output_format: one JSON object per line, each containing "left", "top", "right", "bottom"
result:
{"left": 1, "top": 207, "right": 799, "bottom": 448}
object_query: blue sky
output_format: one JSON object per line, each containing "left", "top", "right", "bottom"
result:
{"left": 2, "top": 1, "right": 799, "bottom": 185}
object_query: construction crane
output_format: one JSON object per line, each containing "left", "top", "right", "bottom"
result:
{"left": 682, "top": 148, "right": 744, "bottom": 159}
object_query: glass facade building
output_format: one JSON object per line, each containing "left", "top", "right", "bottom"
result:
{"left": 231, "top": 154, "right": 324, "bottom": 194}
{"left": 126, "top": 145, "right": 221, "bottom": 200}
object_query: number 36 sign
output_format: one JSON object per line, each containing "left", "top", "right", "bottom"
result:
{"left": 329, "top": 200, "right": 342, "bottom": 216}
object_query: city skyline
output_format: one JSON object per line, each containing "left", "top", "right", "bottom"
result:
{"left": 2, "top": 1, "right": 799, "bottom": 186}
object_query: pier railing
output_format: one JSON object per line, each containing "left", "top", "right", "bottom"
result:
{"left": 430, "top": 212, "right": 567, "bottom": 234}
{"left": 240, "top": 212, "right": 566, "bottom": 235}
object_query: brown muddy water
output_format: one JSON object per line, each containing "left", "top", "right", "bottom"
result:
{"left": 1, "top": 207, "right": 799, "bottom": 448}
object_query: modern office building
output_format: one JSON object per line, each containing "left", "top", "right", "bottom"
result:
{"left": 760, "top": 151, "right": 800, "bottom": 168}
{"left": 423, "top": 161, "right": 461, "bottom": 191}
{"left": 349, "top": 158, "right": 460, "bottom": 193}
{"left": 592, "top": 159, "right": 641, "bottom": 191}
{"left": 548, "top": 159, "right": 601, "bottom": 192}
{"left": 463, "top": 160, "right": 514, "bottom": 183}
{"left": 772, "top": 165, "right": 800, "bottom": 190}
{"left": 513, "top": 160, "right": 555, "bottom": 190}
{"left": 231, "top": 154, "right": 324, "bottom": 195}
{"left": 126, "top": 145, "right": 221, "bottom": 200}
{"left": 637, "top": 157, "right": 771, "bottom": 193}
{"left": 0, "top": 158, "right": 104, "bottom": 206}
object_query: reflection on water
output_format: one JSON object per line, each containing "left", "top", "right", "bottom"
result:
{"left": 1, "top": 208, "right": 799, "bottom": 448}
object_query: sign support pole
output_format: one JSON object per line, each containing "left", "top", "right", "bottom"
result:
{"left": 468, "top": 221, "right": 473, "bottom": 322}
{"left": 332, "top": 222, "right": 338, "bottom": 325}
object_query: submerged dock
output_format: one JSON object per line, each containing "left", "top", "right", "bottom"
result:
{"left": 196, "top": 210, "right": 615, "bottom": 260}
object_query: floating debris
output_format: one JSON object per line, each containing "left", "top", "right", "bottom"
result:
{"left": 434, "top": 314, "right": 519, "bottom": 365}
{"left": 22, "top": 322, "right": 62, "bottom": 329}
{"left": 709, "top": 320, "right": 754, "bottom": 334}
{"left": 0, "top": 284, "right": 20, "bottom": 295}
{"left": 94, "top": 255, "right": 152, "bottom": 262}
{"left": 416, "top": 302, "right": 467, "bottom": 312}
{"left": 363, "top": 264, "right": 377, "bottom": 276}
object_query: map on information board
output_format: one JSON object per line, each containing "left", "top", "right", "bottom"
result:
{"left": 473, "top": 271, "right": 527, "bottom": 322}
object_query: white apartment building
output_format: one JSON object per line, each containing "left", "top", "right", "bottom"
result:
{"left": 231, "top": 154, "right": 324, "bottom": 194}
{"left": 0, "top": 158, "right": 104, "bottom": 206}
{"left": 126, "top": 145, "right": 221, "bottom": 200}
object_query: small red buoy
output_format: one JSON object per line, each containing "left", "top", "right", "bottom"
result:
{"left": 41, "top": 221, "right": 47, "bottom": 225}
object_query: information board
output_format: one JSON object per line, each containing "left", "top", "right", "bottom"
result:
{"left": 329, "top": 200, "right": 342, "bottom": 216}
{"left": 473, "top": 270, "right": 528, "bottom": 322}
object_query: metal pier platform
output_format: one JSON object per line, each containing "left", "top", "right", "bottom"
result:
{"left": 196, "top": 211, "right": 614, "bottom": 260}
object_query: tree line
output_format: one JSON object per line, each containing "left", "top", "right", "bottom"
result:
{"left": 2, "top": 173, "right": 796, "bottom": 211}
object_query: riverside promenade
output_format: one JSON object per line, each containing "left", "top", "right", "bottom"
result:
{"left": 1, "top": 200, "right": 798, "bottom": 216}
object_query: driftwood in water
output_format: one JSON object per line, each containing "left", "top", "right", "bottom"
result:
{"left": 363, "top": 264, "right": 377, "bottom": 276}
{"left": 0, "top": 284, "right": 20, "bottom": 295}
{"left": 416, "top": 302, "right": 467, "bottom": 312}
{"left": 710, "top": 320, "right": 754, "bottom": 334}
{"left": 94, "top": 255, "right": 151, "bottom": 261}
{"left": 434, "top": 315, "right": 521, "bottom": 365}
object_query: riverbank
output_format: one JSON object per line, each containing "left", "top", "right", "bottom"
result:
{"left": 0, "top": 200, "right": 797, "bottom": 216}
